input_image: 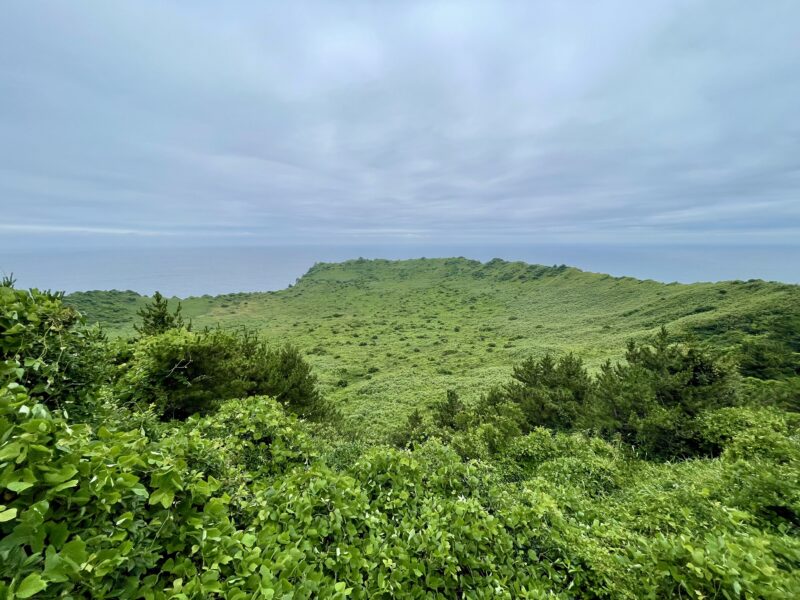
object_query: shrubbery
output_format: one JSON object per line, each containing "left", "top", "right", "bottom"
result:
{"left": 0, "top": 280, "right": 111, "bottom": 419}
{"left": 2, "top": 281, "right": 800, "bottom": 598}
{"left": 116, "top": 327, "right": 331, "bottom": 421}
{"left": 446, "top": 328, "right": 743, "bottom": 460}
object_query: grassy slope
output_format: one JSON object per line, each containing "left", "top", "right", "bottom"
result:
{"left": 67, "top": 258, "right": 800, "bottom": 439}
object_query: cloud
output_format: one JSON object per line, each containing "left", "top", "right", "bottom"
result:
{"left": 0, "top": 223, "right": 256, "bottom": 237}
{"left": 1, "top": 0, "right": 798, "bottom": 248}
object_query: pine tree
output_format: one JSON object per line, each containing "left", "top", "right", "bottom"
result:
{"left": 433, "top": 389, "right": 465, "bottom": 430}
{"left": 134, "top": 291, "right": 187, "bottom": 336}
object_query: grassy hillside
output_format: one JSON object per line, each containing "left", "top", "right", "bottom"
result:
{"left": 5, "top": 262, "right": 800, "bottom": 598}
{"left": 67, "top": 258, "right": 800, "bottom": 439}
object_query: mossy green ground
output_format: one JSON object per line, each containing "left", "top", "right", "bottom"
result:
{"left": 67, "top": 258, "right": 800, "bottom": 440}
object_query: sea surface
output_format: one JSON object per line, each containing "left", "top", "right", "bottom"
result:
{"left": 1, "top": 244, "right": 798, "bottom": 297}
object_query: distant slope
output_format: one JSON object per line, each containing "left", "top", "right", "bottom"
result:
{"left": 66, "top": 258, "right": 800, "bottom": 438}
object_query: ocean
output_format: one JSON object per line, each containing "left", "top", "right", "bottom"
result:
{"left": 1, "top": 244, "right": 798, "bottom": 297}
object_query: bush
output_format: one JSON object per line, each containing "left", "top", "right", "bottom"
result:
{"left": 0, "top": 379, "right": 246, "bottom": 598}
{"left": 188, "top": 396, "right": 315, "bottom": 479}
{"left": 431, "top": 389, "right": 465, "bottom": 431}
{"left": 4, "top": 281, "right": 800, "bottom": 598}
{"left": 739, "top": 337, "right": 798, "bottom": 379}
{"left": 500, "top": 430, "right": 626, "bottom": 494}
{"left": 695, "top": 406, "right": 799, "bottom": 456}
{"left": 390, "top": 408, "right": 429, "bottom": 448}
{"left": 591, "top": 329, "right": 738, "bottom": 459}
{"left": 740, "top": 377, "right": 800, "bottom": 412}
{"left": 502, "top": 353, "right": 591, "bottom": 431}
{"left": 0, "top": 282, "right": 111, "bottom": 420}
{"left": 116, "top": 328, "right": 331, "bottom": 421}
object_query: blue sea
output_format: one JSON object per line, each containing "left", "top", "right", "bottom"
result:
{"left": 1, "top": 244, "right": 798, "bottom": 297}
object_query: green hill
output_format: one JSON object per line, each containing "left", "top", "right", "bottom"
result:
{"left": 5, "top": 260, "right": 800, "bottom": 598}
{"left": 66, "top": 257, "right": 800, "bottom": 439}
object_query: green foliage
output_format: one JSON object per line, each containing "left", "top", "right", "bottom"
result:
{"left": 595, "top": 328, "right": 738, "bottom": 458}
{"left": 2, "top": 261, "right": 799, "bottom": 597}
{"left": 460, "top": 329, "right": 739, "bottom": 460}
{"left": 134, "top": 290, "right": 187, "bottom": 336}
{"left": 0, "top": 376, "right": 242, "bottom": 597}
{"left": 625, "top": 327, "right": 736, "bottom": 415}
{"left": 66, "top": 257, "right": 800, "bottom": 441}
{"left": 117, "top": 327, "right": 236, "bottom": 418}
{"left": 0, "top": 282, "right": 110, "bottom": 419}
{"left": 740, "top": 376, "right": 800, "bottom": 412}
{"left": 116, "top": 328, "right": 330, "bottom": 420}
{"left": 500, "top": 429, "right": 626, "bottom": 494}
{"left": 739, "top": 337, "right": 799, "bottom": 379}
{"left": 390, "top": 408, "right": 428, "bottom": 448}
{"left": 431, "top": 389, "right": 465, "bottom": 431}
{"left": 188, "top": 396, "right": 315, "bottom": 479}
{"left": 503, "top": 353, "right": 591, "bottom": 431}
{"left": 257, "top": 344, "right": 330, "bottom": 420}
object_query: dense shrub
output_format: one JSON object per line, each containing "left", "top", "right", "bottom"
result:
{"left": 739, "top": 337, "right": 798, "bottom": 379}
{"left": 500, "top": 429, "right": 625, "bottom": 490}
{"left": 460, "top": 329, "right": 740, "bottom": 459}
{"left": 187, "top": 396, "right": 316, "bottom": 480}
{"left": 431, "top": 389, "right": 465, "bottom": 431}
{"left": 0, "top": 377, "right": 246, "bottom": 598}
{"left": 390, "top": 408, "right": 428, "bottom": 448}
{"left": 503, "top": 353, "right": 591, "bottom": 431}
{"left": 740, "top": 377, "right": 800, "bottom": 412}
{"left": 623, "top": 328, "right": 737, "bottom": 416}
{"left": 0, "top": 282, "right": 110, "bottom": 419}
{"left": 451, "top": 395, "right": 524, "bottom": 460}
{"left": 3, "top": 282, "right": 800, "bottom": 598}
{"left": 115, "top": 328, "right": 330, "bottom": 420}
{"left": 604, "top": 331, "right": 738, "bottom": 458}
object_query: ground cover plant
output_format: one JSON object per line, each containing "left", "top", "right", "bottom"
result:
{"left": 67, "top": 258, "right": 800, "bottom": 440}
{"left": 2, "top": 259, "right": 799, "bottom": 598}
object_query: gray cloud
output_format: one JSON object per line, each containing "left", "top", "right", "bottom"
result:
{"left": 1, "top": 0, "right": 799, "bottom": 248}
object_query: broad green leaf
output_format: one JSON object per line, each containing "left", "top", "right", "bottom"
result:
{"left": 0, "top": 442, "right": 22, "bottom": 462}
{"left": 7, "top": 481, "right": 34, "bottom": 493}
{"left": 16, "top": 573, "right": 47, "bottom": 598}
{"left": 0, "top": 507, "right": 18, "bottom": 522}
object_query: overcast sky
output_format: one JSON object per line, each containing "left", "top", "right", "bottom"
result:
{"left": 1, "top": 1, "right": 799, "bottom": 249}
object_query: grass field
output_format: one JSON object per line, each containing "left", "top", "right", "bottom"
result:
{"left": 67, "top": 257, "right": 800, "bottom": 439}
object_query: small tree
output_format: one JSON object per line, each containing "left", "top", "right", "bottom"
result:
{"left": 260, "top": 345, "right": 330, "bottom": 420}
{"left": 135, "top": 291, "right": 187, "bottom": 336}
{"left": 432, "top": 389, "right": 465, "bottom": 430}
{"left": 503, "top": 352, "right": 591, "bottom": 432}
{"left": 392, "top": 409, "right": 427, "bottom": 448}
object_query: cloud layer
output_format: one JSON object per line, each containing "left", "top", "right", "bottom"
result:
{"left": 1, "top": 0, "right": 799, "bottom": 247}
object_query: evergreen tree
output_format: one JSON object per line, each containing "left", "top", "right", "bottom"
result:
{"left": 392, "top": 408, "right": 427, "bottom": 448}
{"left": 262, "top": 345, "right": 328, "bottom": 420}
{"left": 504, "top": 353, "right": 591, "bottom": 431}
{"left": 625, "top": 326, "right": 735, "bottom": 415}
{"left": 432, "top": 389, "right": 466, "bottom": 430}
{"left": 134, "top": 291, "right": 187, "bottom": 336}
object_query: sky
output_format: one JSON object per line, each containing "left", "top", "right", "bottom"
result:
{"left": 1, "top": 0, "right": 799, "bottom": 251}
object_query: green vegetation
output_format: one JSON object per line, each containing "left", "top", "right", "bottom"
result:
{"left": 115, "top": 327, "right": 331, "bottom": 421}
{"left": 134, "top": 290, "right": 188, "bottom": 336}
{"left": 2, "top": 259, "right": 799, "bottom": 598}
{"left": 68, "top": 258, "right": 800, "bottom": 440}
